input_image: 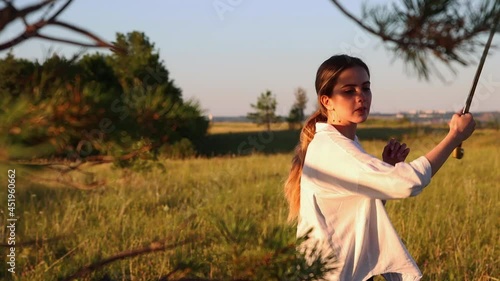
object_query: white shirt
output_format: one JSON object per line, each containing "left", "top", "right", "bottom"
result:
{"left": 298, "top": 123, "right": 432, "bottom": 281}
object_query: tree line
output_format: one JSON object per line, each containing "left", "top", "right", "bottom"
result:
{"left": 0, "top": 28, "right": 308, "bottom": 162}
{"left": 0, "top": 31, "right": 208, "bottom": 160}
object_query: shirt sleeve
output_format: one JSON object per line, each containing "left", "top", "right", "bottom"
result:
{"left": 355, "top": 155, "right": 432, "bottom": 199}
{"left": 302, "top": 133, "right": 433, "bottom": 200}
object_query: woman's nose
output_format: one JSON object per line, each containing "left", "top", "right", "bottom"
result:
{"left": 356, "top": 91, "right": 365, "bottom": 102}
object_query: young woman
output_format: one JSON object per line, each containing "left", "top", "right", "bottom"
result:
{"left": 284, "top": 54, "right": 476, "bottom": 281}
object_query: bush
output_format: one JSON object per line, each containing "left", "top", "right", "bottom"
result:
{"left": 0, "top": 32, "right": 209, "bottom": 161}
{"left": 161, "top": 138, "right": 197, "bottom": 159}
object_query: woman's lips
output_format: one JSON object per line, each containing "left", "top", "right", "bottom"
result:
{"left": 355, "top": 106, "right": 367, "bottom": 113}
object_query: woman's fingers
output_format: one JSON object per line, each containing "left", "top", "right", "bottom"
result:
{"left": 398, "top": 143, "right": 407, "bottom": 155}
{"left": 396, "top": 143, "right": 407, "bottom": 158}
{"left": 383, "top": 138, "right": 394, "bottom": 158}
{"left": 383, "top": 142, "right": 390, "bottom": 156}
{"left": 398, "top": 147, "right": 410, "bottom": 161}
{"left": 391, "top": 142, "right": 401, "bottom": 157}
{"left": 384, "top": 139, "right": 411, "bottom": 164}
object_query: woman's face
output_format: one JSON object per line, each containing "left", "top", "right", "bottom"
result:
{"left": 326, "top": 66, "right": 372, "bottom": 125}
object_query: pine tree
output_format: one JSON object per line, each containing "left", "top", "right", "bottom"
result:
{"left": 247, "top": 90, "right": 281, "bottom": 132}
{"left": 287, "top": 87, "right": 308, "bottom": 129}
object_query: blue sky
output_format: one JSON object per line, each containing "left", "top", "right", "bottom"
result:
{"left": 1, "top": 0, "right": 499, "bottom": 116}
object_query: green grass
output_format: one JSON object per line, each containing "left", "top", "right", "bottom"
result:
{"left": 207, "top": 122, "right": 291, "bottom": 134}
{"left": 0, "top": 127, "right": 498, "bottom": 280}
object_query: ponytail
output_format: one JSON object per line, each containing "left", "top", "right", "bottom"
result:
{"left": 284, "top": 110, "right": 327, "bottom": 221}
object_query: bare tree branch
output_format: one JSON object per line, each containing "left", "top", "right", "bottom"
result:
{"left": 0, "top": 0, "right": 122, "bottom": 53}
{"left": 0, "top": 31, "right": 30, "bottom": 50}
{"left": 331, "top": 0, "right": 395, "bottom": 43}
{"left": 0, "top": 0, "right": 55, "bottom": 30}
{"left": 50, "top": 20, "right": 120, "bottom": 51}
{"left": 35, "top": 33, "right": 111, "bottom": 49}
{"left": 45, "top": 0, "right": 71, "bottom": 22}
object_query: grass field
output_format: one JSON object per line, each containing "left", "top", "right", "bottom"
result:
{"left": 0, "top": 123, "right": 498, "bottom": 280}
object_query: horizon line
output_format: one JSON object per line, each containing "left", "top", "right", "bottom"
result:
{"left": 209, "top": 110, "right": 500, "bottom": 117}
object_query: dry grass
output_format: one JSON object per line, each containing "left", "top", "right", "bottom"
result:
{"left": 0, "top": 127, "right": 498, "bottom": 280}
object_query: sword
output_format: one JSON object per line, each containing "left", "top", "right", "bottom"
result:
{"left": 452, "top": 6, "right": 499, "bottom": 159}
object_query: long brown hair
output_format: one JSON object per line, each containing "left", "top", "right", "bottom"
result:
{"left": 284, "top": 54, "right": 370, "bottom": 221}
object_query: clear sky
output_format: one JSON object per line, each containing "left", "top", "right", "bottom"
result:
{"left": 1, "top": 0, "right": 499, "bottom": 116}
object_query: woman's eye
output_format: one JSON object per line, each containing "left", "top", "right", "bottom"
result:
{"left": 363, "top": 87, "right": 371, "bottom": 91}
{"left": 344, "top": 89, "right": 356, "bottom": 94}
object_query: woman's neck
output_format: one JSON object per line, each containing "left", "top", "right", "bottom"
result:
{"left": 328, "top": 119, "right": 357, "bottom": 140}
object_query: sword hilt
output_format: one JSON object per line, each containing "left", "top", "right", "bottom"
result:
{"left": 453, "top": 108, "right": 468, "bottom": 159}
{"left": 452, "top": 143, "right": 464, "bottom": 159}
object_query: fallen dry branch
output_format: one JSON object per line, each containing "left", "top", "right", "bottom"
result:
{"left": 10, "top": 144, "right": 154, "bottom": 190}
{"left": 84, "top": 143, "right": 154, "bottom": 164}
{"left": 12, "top": 143, "right": 153, "bottom": 171}
{"left": 61, "top": 237, "right": 197, "bottom": 281}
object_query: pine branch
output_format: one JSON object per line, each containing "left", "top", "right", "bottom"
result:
{"left": 330, "top": 0, "right": 500, "bottom": 80}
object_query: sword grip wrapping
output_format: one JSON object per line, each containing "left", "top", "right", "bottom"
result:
{"left": 452, "top": 143, "right": 464, "bottom": 159}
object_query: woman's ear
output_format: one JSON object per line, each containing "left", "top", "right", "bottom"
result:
{"left": 320, "top": 95, "right": 334, "bottom": 111}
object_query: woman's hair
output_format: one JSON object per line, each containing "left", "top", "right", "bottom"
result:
{"left": 284, "top": 54, "right": 370, "bottom": 221}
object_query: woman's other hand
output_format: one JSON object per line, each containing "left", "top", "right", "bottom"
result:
{"left": 383, "top": 138, "right": 410, "bottom": 166}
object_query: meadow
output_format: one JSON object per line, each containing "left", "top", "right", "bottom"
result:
{"left": 0, "top": 122, "right": 498, "bottom": 280}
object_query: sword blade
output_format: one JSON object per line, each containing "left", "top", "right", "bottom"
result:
{"left": 463, "top": 4, "right": 499, "bottom": 113}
